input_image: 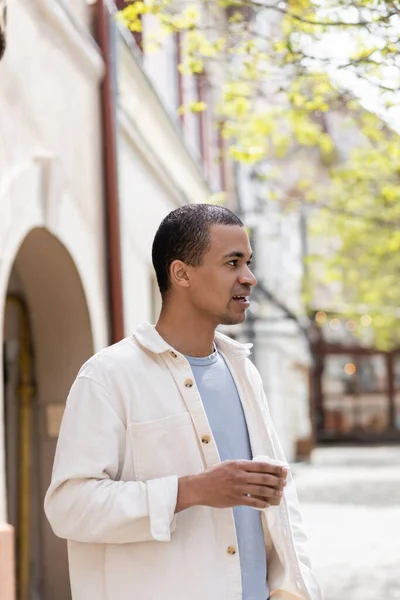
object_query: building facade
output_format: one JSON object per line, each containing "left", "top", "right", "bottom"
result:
{"left": 0, "top": 2, "right": 107, "bottom": 597}
{"left": 0, "top": 1, "right": 210, "bottom": 598}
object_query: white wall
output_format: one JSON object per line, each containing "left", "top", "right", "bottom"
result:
{"left": 116, "top": 24, "right": 210, "bottom": 333}
{"left": 117, "top": 131, "right": 181, "bottom": 330}
{"left": 117, "top": 25, "right": 209, "bottom": 205}
{"left": 0, "top": 0, "right": 109, "bottom": 523}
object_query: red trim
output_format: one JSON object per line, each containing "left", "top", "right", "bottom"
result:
{"left": 95, "top": 0, "right": 125, "bottom": 342}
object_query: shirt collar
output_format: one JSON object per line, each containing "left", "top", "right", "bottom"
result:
{"left": 132, "top": 321, "right": 252, "bottom": 359}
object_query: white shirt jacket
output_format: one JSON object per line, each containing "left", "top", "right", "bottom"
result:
{"left": 44, "top": 322, "right": 323, "bottom": 600}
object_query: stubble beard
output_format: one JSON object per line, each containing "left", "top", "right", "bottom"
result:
{"left": 219, "top": 311, "right": 246, "bottom": 326}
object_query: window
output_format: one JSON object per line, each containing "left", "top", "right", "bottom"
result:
{"left": 176, "top": 32, "right": 184, "bottom": 127}
{"left": 195, "top": 73, "right": 223, "bottom": 189}
{"left": 323, "top": 354, "right": 387, "bottom": 396}
{"left": 217, "top": 122, "right": 228, "bottom": 192}
{"left": 322, "top": 353, "right": 390, "bottom": 434}
{"left": 357, "top": 355, "right": 387, "bottom": 394}
{"left": 196, "top": 73, "right": 209, "bottom": 169}
{"left": 393, "top": 354, "right": 400, "bottom": 390}
{"left": 176, "top": 37, "right": 221, "bottom": 188}
{"left": 182, "top": 72, "right": 202, "bottom": 161}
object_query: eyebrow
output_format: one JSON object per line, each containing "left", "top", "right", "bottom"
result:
{"left": 223, "top": 251, "right": 253, "bottom": 260}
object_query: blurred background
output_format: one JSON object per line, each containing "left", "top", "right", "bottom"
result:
{"left": 0, "top": 1, "right": 399, "bottom": 599}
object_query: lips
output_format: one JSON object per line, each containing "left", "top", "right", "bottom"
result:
{"left": 232, "top": 294, "right": 250, "bottom": 304}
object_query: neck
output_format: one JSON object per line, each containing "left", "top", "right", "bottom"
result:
{"left": 155, "top": 302, "right": 217, "bottom": 357}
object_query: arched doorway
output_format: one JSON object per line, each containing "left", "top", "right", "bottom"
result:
{"left": 3, "top": 227, "right": 94, "bottom": 600}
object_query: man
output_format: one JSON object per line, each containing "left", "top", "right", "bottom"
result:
{"left": 45, "top": 204, "right": 322, "bottom": 600}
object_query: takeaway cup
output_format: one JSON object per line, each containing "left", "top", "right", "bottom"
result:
{"left": 250, "top": 455, "right": 290, "bottom": 510}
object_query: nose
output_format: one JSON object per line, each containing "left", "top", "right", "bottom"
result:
{"left": 238, "top": 265, "right": 257, "bottom": 287}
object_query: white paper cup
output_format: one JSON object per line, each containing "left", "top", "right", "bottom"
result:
{"left": 252, "top": 455, "right": 290, "bottom": 471}
{"left": 250, "top": 456, "right": 289, "bottom": 510}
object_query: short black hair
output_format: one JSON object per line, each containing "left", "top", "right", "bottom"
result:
{"left": 152, "top": 204, "right": 243, "bottom": 296}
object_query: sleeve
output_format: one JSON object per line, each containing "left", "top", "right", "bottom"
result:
{"left": 44, "top": 376, "right": 178, "bottom": 544}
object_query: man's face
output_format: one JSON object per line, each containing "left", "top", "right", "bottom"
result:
{"left": 185, "top": 224, "right": 257, "bottom": 326}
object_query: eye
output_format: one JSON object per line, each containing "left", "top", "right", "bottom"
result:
{"left": 227, "top": 260, "right": 238, "bottom": 267}
{"left": 247, "top": 260, "right": 253, "bottom": 266}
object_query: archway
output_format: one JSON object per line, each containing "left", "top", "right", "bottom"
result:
{"left": 3, "top": 227, "right": 94, "bottom": 600}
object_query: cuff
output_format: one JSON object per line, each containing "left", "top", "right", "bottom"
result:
{"left": 147, "top": 475, "right": 179, "bottom": 541}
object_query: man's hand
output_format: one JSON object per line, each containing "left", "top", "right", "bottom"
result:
{"left": 175, "top": 460, "right": 288, "bottom": 513}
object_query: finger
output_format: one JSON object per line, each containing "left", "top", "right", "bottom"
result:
{"left": 250, "top": 494, "right": 283, "bottom": 507}
{"left": 234, "top": 459, "right": 287, "bottom": 477}
{"left": 244, "top": 485, "right": 284, "bottom": 500}
{"left": 245, "top": 473, "right": 287, "bottom": 489}
{"left": 251, "top": 495, "right": 275, "bottom": 505}
{"left": 241, "top": 495, "right": 270, "bottom": 510}
{"left": 268, "top": 496, "right": 282, "bottom": 506}
{"left": 240, "top": 460, "right": 288, "bottom": 477}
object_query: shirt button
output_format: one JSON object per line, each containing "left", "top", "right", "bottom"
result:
{"left": 201, "top": 434, "right": 211, "bottom": 444}
{"left": 227, "top": 545, "right": 236, "bottom": 555}
{"left": 170, "top": 351, "right": 178, "bottom": 358}
{"left": 184, "top": 379, "right": 193, "bottom": 388}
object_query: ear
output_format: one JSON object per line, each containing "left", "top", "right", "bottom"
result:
{"left": 170, "top": 260, "right": 190, "bottom": 290}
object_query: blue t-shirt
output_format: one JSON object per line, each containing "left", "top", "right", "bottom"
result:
{"left": 186, "top": 348, "right": 269, "bottom": 600}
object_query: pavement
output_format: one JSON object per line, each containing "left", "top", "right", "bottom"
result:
{"left": 292, "top": 445, "right": 400, "bottom": 600}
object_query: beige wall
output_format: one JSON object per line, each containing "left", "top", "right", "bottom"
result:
{"left": 117, "top": 25, "right": 209, "bottom": 209}
{"left": 0, "top": 0, "right": 108, "bottom": 346}
{"left": 0, "top": 2, "right": 211, "bottom": 598}
{"left": 116, "top": 23, "right": 210, "bottom": 334}
{"left": 0, "top": 1, "right": 108, "bottom": 597}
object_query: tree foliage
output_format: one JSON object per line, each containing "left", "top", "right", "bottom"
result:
{"left": 118, "top": 0, "right": 400, "bottom": 349}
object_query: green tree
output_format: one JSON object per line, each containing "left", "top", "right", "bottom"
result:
{"left": 118, "top": 0, "right": 400, "bottom": 349}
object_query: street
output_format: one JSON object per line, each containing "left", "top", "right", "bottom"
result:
{"left": 293, "top": 446, "right": 400, "bottom": 600}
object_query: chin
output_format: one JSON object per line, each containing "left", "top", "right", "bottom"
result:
{"left": 219, "top": 313, "right": 246, "bottom": 326}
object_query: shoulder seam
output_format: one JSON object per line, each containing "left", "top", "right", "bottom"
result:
{"left": 76, "top": 374, "right": 113, "bottom": 396}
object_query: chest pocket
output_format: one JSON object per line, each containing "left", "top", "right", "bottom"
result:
{"left": 127, "top": 412, "right": 205, "bottom": 481}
